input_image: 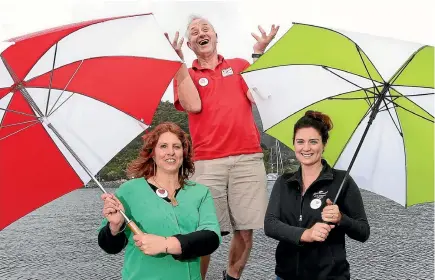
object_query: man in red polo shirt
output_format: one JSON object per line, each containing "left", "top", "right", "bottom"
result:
{"left": 166, "top": 15, "right": 279, "bottom": 280}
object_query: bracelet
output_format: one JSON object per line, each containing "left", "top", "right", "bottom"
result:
{"left": 119, "top": 222, "right": 127, "bottom": 233}
{"left": 252, "top": 53, "right": 263, "bottom": 58}
{"left": 164, "top": 237, "right": 168, "bottom": 254}
{"left": 110, "top": 221, "right": 126, "bottom": 236}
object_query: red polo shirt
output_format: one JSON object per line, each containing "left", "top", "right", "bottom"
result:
{"left": 174, "top": 55, "right": 262, "bottom": 161}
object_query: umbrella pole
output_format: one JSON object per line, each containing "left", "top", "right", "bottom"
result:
{"left": 85, "top": 173, "right": 143, "bottom": 236}
{"left": 16, "top": 85, "right": 144, "bottom": 236}
{"left": 47, "top": 121, "right": 144, "bottom": 235}
{"left": 332, "top": 85, "right": 389, "bottom": 204}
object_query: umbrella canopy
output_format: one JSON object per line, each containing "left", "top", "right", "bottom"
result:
{"left": 241, "top": 23, "right": 434, "bottom": 207}
{"left": 0, "top": 14, "right": 182, "bottom": 230}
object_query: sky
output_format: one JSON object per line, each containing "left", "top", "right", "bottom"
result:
{"left": 0, "top": 0, "right": 434, "bottom": 102}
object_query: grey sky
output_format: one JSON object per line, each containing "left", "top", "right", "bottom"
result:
{"left": 0, "top": 0, "right": 433, "bottom": 101}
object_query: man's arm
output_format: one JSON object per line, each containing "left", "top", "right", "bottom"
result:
{"left": 245, "top": 24, "right": 280, "bottom": 104}
{"left": 164, "top": 32, "right": 202, "bottom": 113}
{"left": 174, "top": 64, "right": 202, "bottom": 113}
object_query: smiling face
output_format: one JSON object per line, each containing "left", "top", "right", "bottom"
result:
{"left": 153, "top": 132, "right": 184, "bottom": 174}
{"left": 294, "top": 127, "right": 324, "bottom": 167}
{"left": 186, "top": 18, "right": 217, "bottom": 57}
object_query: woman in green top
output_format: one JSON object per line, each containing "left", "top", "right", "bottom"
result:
{"left": 98, "top": 122, "right": 222, "bottom": 280}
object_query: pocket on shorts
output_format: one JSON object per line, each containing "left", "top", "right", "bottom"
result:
{"left": 246, "top": 152, "right": 264, "bottom": 162}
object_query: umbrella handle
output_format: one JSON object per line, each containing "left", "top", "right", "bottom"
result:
{"left": 126, "top": 220, "right": 143, "bottom": 235}
{"left": 118, "top": 209, "right": 144, "bottom": 235}
{"left": 251, "top": 87, "right": 271, "bottom": 100}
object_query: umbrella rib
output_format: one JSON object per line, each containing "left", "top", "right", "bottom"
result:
{"left": 381, "top": 97, "right": 403, "bottom": 136}
{"left": 322, "top": 67, "right": 377, "bottom": 106}
{"left": 355, "top": 46, "right": 383, "bottom": 94}
{"left": 390, "top": 87, "right": 434, "bottom": 118}
{"left": 267, "top": 88, "right": 377, "bottom": 133}
{"left": 0, "top": 121, "right": 39, "bottom": 141}
{"left": 387, "top": 92, "right": 409, "bottom": 207}
{"left": 47, "top": 59, "right": 84, "bottom": 116}
{"left": 0, "top": 119, "right": 40, "bottom": 128}
{"left": 47, "top": 59, "right": 83, "bottom": 115}
{"left": 328, "top": 88, "right": 377, "bottom": 105}
{"left": 0, "top": 107, "right": 39, "bottom": 118}
{"left": 45, "top": 43, "right": 59, "bottom": 116}
{"left": 378, "top": 95, "right": 396, "bottom": 111}
{"left": 322, "top": 67, "right": 379, "bottom": 95}
{"left": 25, "top": 84, "right": 146, "bottom": 124}
{"left": 364, "top": 88, "right": 374, "bottom": 107}
{"left": 48, "top": 92, "right": 74, "bottom": 117}
{"left": 359, "top": 87, "right": 375, "bottom": 107}
{"left": 0, "top": 55, "right": 20, "bottom": 83}
{"left": 328, "top": 96, "right": 376, "bottom": 100}
{"left": 387, "top": 99, "right": 434, "bottom": 123}
{"left": 390, "top": 92, "right": 434, "bottom": 98}
{"left": 389, "top": 84, "right": 434, "bottom": 90}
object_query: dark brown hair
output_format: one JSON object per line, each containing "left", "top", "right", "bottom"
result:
{"left": 293, "top": 110, "right": 333, "bottom": 144}
{"left": 126, "top": 122, "right": 195, "bottom": 187}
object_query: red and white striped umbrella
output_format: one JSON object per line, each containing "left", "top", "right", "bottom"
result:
{"left": 0, "top": 14, "right": 182, "bottom": 230}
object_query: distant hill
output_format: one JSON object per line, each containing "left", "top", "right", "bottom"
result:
{"left": 98, "top": 101, "right": 296, "bottom": 181}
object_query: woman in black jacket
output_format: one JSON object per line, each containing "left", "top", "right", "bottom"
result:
{"left": 264, "top": 110, "right": 370, "bottom": 280}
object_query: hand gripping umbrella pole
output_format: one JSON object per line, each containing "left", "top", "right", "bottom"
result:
{"left": 17, "top": 84, "right": 144, "bottom": 235}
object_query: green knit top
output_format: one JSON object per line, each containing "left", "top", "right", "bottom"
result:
{"left": 99, "top": 178, "right": 221, "bottom": 280}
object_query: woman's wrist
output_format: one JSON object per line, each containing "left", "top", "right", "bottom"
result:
{"left": 109, "top": 223, "right": 122, "bottom": 235}
{"left": 164, "top": 236, "right": 182, "bottom": 255}
{"left": 300, "top": 229, "right": 311, "bottom": 243}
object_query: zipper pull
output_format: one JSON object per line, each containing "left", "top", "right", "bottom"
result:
{"left": 299, "top": 215, "right": 302, "bottom": 222}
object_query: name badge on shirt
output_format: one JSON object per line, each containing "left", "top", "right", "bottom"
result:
{"left": 221, "top": 67, "right": 234, "bottom": 77}
{"left": 198, "top": 77, "right": 209, "bottom": 87}
{"left": 310, "top": 198, "right": 322, "bottom": 209}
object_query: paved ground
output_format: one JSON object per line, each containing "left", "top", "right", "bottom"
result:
{"left": 0, "top": 185, "right": 433, "bottom": 280}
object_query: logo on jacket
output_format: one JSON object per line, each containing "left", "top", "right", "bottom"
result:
{"left": 221, "top": 67, "right": 233, "bottom": 77}
{"left": 313, "top": 190, "right": 328, "bottom": 200}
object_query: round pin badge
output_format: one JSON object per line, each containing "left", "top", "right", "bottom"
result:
{"left": 156, "top": 188, "right": 168, "bottom": 198}
{"left": 310, "top": 198, "right": 322, "bottom": 209}
{"left": 198, "top": 77, "right": 208, "bottom": 87}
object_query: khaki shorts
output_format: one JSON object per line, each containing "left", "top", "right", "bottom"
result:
{"left": 191, "top": 153, "right": 268, "bottom": 235}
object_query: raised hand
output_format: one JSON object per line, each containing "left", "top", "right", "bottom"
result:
{"left": 251, "top": 24, "right": 280, "bottom": 54}
{"left": 164, "top": 31, "right": 185, "bottom": 60}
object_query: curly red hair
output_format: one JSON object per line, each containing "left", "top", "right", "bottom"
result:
{"left": 126, "top": 122, "right": 195, "bottom": 187}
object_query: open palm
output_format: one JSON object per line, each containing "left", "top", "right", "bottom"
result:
{"left": 252, "top": 24, "right": 280, "bottom": 54}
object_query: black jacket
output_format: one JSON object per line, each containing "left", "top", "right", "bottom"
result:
{"left": 264, "top": 160, "right": 370, "bottom": 280}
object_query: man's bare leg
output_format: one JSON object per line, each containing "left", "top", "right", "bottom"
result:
{"left": 200, "top": 255, "right": 211, "bottom": 280}
{"left": 226, "top": 230, "right": 253, "bottom": 279}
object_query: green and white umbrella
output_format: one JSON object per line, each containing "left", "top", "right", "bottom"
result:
{"left": 242, "top": 23, "right": 434, "bottom": 207}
